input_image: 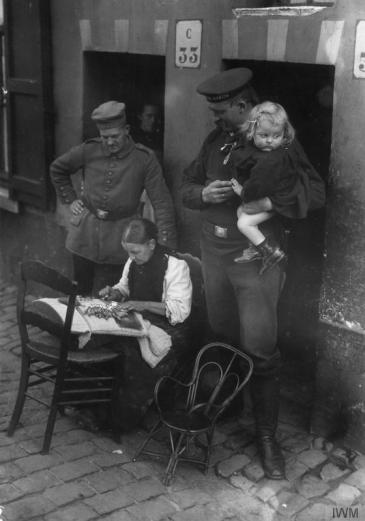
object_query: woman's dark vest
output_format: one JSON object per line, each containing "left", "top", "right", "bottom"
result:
{"left": 127, "top": 245, "right": 172, "bottom": 302}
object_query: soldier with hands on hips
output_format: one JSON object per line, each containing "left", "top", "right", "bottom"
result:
{"left": 51, "top": 100, "right": 177, "bottom": 295}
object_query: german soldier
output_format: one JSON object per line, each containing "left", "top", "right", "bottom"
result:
{"left": 51, "top": 100, "right": 177, "bottom": 295}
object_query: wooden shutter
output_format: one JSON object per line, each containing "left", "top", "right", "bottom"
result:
{"left": 4, "top": 0, "right": 53, "bottom": 209}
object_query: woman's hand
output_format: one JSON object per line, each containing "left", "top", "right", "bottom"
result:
{"left": 118, "top": 300, "right": 145, "bottom": 312}
{"left": 70, "top": 199, "right": 84, "bottom": 215}
{"left": 118, "top": 300, "right": 166, "bottom": 316}
{"left": 99, "top": 286, "right": 124, "bottom": 302}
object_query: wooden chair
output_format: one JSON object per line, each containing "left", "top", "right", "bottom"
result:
{"left": 7, "top": 260, "right": 120, "bottom": 454}
{"left": 133, "top": 341, "right": 254, "bottom": 485}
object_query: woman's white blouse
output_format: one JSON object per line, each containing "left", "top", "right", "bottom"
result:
{"left": 113, "top": 256, "right": 193, "bottom": 325}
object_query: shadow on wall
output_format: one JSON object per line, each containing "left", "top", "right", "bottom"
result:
{"left": 0, "top": 209, "right": 72, "bottom": 283}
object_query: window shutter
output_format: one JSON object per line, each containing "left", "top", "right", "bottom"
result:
{"left": 4, "top": 0, "right": 53, "bottom": 209}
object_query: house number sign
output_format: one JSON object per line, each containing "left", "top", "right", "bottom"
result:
{"left": 354, "top": 21, "right": 365, "bottom": 78}
{"left": 175, "top": 20, "right": 202, "bottom": 69}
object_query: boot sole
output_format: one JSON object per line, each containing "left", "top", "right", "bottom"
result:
{"left": 263, "top": 468, "right": 286, "bottom": 480}
{"left": 234, "top": 256, "right": 262, "bottom": 263}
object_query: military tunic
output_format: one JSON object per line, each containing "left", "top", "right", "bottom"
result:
{"left": 51, "top": 137, "right": 177, "bottom": 264}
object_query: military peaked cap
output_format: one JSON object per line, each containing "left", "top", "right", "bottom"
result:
{"left": 197, "top": 68, "right": 253, "bottom": 103}
{"left": 91, "top": 101, "right": 127, "bottom": 129}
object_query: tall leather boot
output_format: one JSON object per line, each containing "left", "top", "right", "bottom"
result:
{"left": 250, "top": 373, "right": 285, "bottom": 480}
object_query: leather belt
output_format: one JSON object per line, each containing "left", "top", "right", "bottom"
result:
{"left": 203, "top": 221, "right": 243, "bottom": 240}
{"left": 82, "top": 200, "right": 132, "bottom": 221}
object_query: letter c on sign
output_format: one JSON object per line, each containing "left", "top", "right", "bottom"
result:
{"left": 186, "top": 28, "right": 192, "bottom": 39}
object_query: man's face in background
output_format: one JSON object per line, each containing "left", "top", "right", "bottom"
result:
{"left": 139, "top": 105, "right": 160, "bottom": 134}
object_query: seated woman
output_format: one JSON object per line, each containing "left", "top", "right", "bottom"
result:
{"left": 99, "top": 217, "right": 193, "bottom": 434}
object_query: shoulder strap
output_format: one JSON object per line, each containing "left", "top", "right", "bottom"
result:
{"left": 135, "top": 142, "right": 154, "bottom": 155}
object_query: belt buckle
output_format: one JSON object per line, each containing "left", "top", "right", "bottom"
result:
{"left": 214, "top": 225, "right": 228, "bottom": 239}
{"left": 96, "top": 209, "right": 109, "bottom": 220}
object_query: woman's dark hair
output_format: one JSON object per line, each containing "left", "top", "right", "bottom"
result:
{"left": 121, "top": 218, "right": 158, "bottom": 244}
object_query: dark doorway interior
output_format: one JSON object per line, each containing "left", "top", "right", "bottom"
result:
{"left": 82, "top": 52, "right": 165, "bottom": 145}
{"left": 226, "top": 60, "right": 334, "bottom": 422}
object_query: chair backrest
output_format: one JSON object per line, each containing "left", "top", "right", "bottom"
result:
{"left": 174, "top": 251, "right": 204, "bottom": 310}
{"left": 186, "top": 342, "right": 253, "bottom": 422}
{"left": 18, "top": 260, "right": 78, "bottom": 361}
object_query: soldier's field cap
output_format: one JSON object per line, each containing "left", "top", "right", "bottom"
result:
{"left": 91, "top": 101, "right": 126, "bottom": 129}
{"left": 197, "top": 68, "right": 253, "bottom": 103}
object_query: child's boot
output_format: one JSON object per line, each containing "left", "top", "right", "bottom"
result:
{"left": 256, "top": 238, "right": 286, "bottom": 275}
{"left": 234, "top": 243, "right": 262, "bottom": 263}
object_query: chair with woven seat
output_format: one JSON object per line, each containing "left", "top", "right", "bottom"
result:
{"left": 7, "top": 260, "right": 120, "bottom": 454}
{"left": 133, "top": 341, "right": 253, "bottom": 485}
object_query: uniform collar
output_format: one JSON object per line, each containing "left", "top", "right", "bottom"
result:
{"left": 220, "top": 130, "right": 247, "bottom": 164}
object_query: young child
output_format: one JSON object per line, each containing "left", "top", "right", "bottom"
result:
{"left": 230, "top": 101, "right": 310, "bottom": 274}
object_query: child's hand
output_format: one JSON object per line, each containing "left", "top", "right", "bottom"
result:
{"left": 230, "top": 178, "right": 243, "bottom": 197}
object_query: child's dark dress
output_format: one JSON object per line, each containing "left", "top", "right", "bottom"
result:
{"left": 233, "top": 141, "right": 311, "bottom": 219}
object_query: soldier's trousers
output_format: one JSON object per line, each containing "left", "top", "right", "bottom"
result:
{"left": 201, "top": 242, "right": 285, "bottom": 376}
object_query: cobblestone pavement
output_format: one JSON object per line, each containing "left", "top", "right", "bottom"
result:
{"left": 1, "top": 280, "right": 365, "bottom": 521}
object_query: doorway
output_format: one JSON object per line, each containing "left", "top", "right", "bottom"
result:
{"left": 82, "top": 52, "right": 165, "bottom": 148}
{"left": 226, "top": 59, "right": 334, "bottom": 423}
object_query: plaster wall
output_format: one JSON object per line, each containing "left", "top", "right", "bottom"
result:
{"left": 311, "top": 0, "right": 365, "bottom": 451}
{"left": 319, "top": 0, "right": 365, "bottom": 329}
{"left": 51, "top": 0, "right": 84, "bottom": 156}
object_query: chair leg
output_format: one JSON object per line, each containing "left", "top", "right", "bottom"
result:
{"left": 41, "top": 367, "right": 66, "bottom": 454}
{"left": 133, "top": 420, "right": 163, "bottom": 461}
{"left": 204, "top": 427, "right": 215, "bottom": 474}
{"left": 41, "top": 403, "right": 58, "bottom": 454}
{"left": 7, "top": 357, "right": 30, "bottom": 437}
{"left": 163, "top": 431, "right": 186, "bottom": 486}
{"left": 58, "top": 405, "right": 65, "bottom": 416}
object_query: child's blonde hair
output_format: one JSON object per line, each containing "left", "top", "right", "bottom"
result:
{"left": 242, "top": 101, "right": 295, "bottom": 147}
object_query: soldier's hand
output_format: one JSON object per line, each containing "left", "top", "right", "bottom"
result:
{"left": 202, "top": 180, "right": 233, "bottom": 204}
{"left": 70, "top": 199, "right": 84, "bottom": 215}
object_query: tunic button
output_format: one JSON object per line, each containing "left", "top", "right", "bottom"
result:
{"left": 106, "top": 179, "right": 111, "bottom": 184}
{"left": 108, "top": 171, "right": 113, "bottom": 176}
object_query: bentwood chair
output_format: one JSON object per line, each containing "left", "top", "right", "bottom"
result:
{"left": 7, "top": 260, "right": 120, "bottom": 454}
{"left": 133, "top": 342, "right": 253, "bottom": 485}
